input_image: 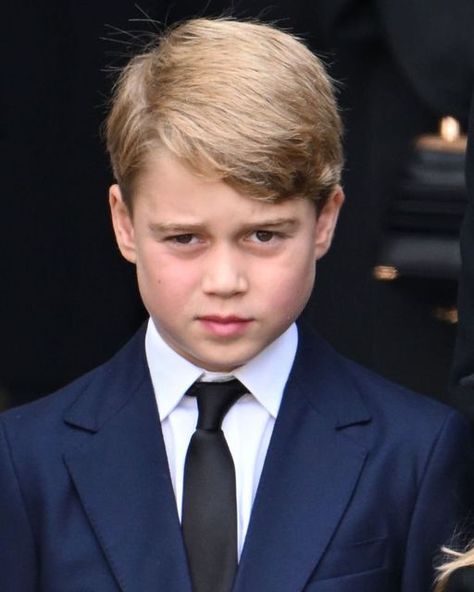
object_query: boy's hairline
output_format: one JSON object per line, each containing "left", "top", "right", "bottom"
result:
{"left": 117, "top": 146, "right": 337, "bottom": 216}
{"left": 116, "top": 176, "right": 337, "bottom": 219}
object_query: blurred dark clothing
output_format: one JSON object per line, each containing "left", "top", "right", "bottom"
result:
{"left": 445, "top": 566, "right": 474, "bottom": 592}
{"left": 313, "top": 0, "right": 474, "bottom": 117}
{"left": 451, "top": 92, "right": 474, "bottom": 419}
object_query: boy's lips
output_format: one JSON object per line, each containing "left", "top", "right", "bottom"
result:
{"left": 198, "top": 315, "right": 253, "bottom": 337}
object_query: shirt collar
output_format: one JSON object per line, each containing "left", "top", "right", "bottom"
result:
{"left": 145, "top": 318, "right": 298, "bottom": 421}
{"left": 232, "top": 324, "right": 297, "bottom": 418}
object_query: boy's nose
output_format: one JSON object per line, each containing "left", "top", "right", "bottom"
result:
{"left": 201, "top": 247, "right": 248, "bottom": 297}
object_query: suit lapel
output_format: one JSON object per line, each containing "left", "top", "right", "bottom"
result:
{"left": 234, "top": 328, "right": 371, "bottom": 592}
{"left": 63, "top": 328, "right": 192, "bottom": 592}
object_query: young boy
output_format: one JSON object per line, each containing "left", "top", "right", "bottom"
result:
{"left": 0, "top": 18, "right": 472, "bottom": 592}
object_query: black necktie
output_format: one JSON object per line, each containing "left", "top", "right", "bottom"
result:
{"left": 182, "top": 379, "right": 246, "bottom": 592}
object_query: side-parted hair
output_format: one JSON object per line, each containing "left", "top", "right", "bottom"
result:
{"left": 105, "top": 17, "right": 343, "bottom": 210}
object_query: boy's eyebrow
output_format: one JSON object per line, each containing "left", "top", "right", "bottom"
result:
{"left": 244, "top": 217, "right": 300, "bottom": 228}
{"left": 148, "top": 218, "right": 301, "bottom": 233}
{"left": 148, "top": 222, "right": 204, "bottom": 234}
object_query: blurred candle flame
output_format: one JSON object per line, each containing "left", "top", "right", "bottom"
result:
{"left": 433, "top": 306, "right": 458, "bottom": 325}
{"left": 373, "top": 266, "right": 399, "bottom": 281}
{"left": 439, "top": 116, "right": 460, "bottom": 143}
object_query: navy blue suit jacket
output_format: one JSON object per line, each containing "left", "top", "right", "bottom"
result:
{"left": 1, "top": 326, "right": 473, "bottom": 591}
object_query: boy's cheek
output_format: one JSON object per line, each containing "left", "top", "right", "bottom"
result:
{"left": 137, "top": 267, "right": 198, "bottom": 307}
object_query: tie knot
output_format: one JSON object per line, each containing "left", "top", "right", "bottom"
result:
{"left": 187, "top": 379, "right": 247, "bottom": 431}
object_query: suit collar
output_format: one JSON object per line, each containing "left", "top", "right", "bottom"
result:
{"left": 291, "top": 323, "right": 372, "bottom": 428}
{"left": 63, "top": 322, "right": 370, "bottom": 433}
{"left": 63, "top": 324, "right": 149, "bottom": 433}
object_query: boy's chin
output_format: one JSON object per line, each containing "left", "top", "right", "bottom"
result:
{"left": 175, "top": 341, "right": 258, "bottom": 372}
{"left": 187, "top": 352, "right": 249, "bottom": 373}
{"left": 183, "top": 339, "right": 276, "bottom": 372}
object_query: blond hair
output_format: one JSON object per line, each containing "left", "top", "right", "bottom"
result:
{"left": 435, "top": 546, "right": 474, "bottom": 591}
{"left": 105, "top": 17, "right": 343, "bottom": 210}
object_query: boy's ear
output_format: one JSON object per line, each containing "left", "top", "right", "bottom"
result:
{"left": 314, "top": 185, "right": 344, "bottom": 260}
{"left": 109, "top": 184, "right": 137, "bottom": 264}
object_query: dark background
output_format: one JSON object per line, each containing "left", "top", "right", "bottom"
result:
{"left": 2, "top": 0, "right": 474, "bottom": 410}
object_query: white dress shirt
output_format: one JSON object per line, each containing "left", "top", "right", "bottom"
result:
{"left": 145, "top": 318, "right": 298, "bottom": 558}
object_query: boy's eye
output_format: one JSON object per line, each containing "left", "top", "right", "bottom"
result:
{"left": 170, "top": 234, "right": 197, "bottom": 245}
{"left": 254, "top": 230, "right": 275, "bottom": 243}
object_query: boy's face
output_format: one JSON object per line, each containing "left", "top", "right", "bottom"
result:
{"left": 110, "top": 153, "right": 343, "bottom": 371}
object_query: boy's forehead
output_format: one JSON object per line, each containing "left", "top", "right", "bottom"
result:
{"left": 135, "top": 151, "right": 309, "bottom": 209}
{"left": 130, "top": 194, "right": 317, "bottom": 236}
{"left": 139, "top": 150, "right": 220, "bottom": 188}
{"left": 135, "top": 150, "right": 310, "bottom": 206}
{"left": 135, "top": 151, "right": 262, "bottom": 204}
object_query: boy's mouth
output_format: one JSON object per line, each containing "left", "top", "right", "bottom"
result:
{"left": 197, "top": 315, "right": 253, "bottom": 337}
